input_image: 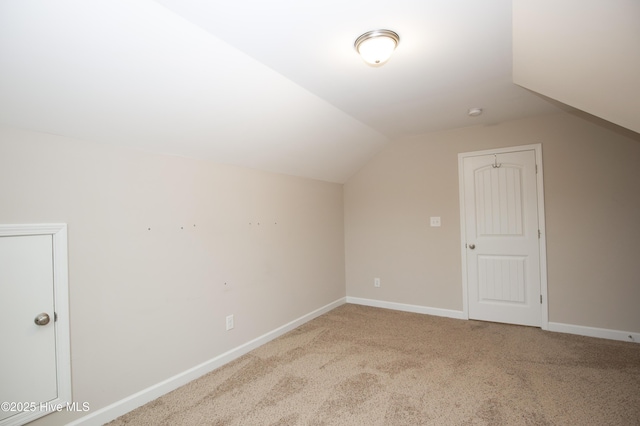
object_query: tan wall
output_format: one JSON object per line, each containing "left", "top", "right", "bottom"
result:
{"left": 345, "top": 112, "right": 640, "bottom": 332}
{"left": 0, "top": 126, "right": 346, "bottom": 425}
{"left": 513, "top": 0, "right": 640, "bottom": 134}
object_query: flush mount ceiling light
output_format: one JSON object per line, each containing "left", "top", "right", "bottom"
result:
{"left": 354, "top": 29, "right": 400, "bottom": 66}
{"left": 468, "top": 108, "right": 483, "bottom": 117}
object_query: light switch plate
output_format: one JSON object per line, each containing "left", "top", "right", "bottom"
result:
{"left": 430, "top": 217, "right": 441, "bottom": 227}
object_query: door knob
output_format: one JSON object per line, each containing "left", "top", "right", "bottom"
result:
{"left": 34, "top": 313, "right": 50, "bottom": 326}
{"left": 468, "top": 244, "right": 476, "bottom": 250}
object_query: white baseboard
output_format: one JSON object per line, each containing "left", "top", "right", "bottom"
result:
{"left": 346, "top": 296, "right": 466, "bottom": 320}
{"left": 347, "top": 297, "right": 640, "bottom": 344}
{"left": 548, "top": 322, "right": 639, "bottom": 344}
{"left": 68, "top": 297, "right": 347, "bottom": 426}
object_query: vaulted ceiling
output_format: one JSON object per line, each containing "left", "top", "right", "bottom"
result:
{"left": 0, "top": 0, "right": 560, "bottom": 182}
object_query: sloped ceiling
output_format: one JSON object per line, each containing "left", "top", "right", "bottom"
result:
{"left": 0, "top": 0, "right": 559, "bottom": 183}
{"left": 513, "top": 0, "right": 640, "bottom": 135}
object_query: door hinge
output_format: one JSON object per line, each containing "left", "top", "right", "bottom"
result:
{"left": 535, "top": 164, "right": 538, "bottom": 173}
{"left": 540, "top": 295, "right": 543, "bottom": 304}
{"left": 538, "top": 229, "right": 541, "bottom": 239}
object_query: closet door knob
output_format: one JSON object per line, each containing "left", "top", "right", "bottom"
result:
{"left": 34, "top": 313, "right": 50, "bottom": 326}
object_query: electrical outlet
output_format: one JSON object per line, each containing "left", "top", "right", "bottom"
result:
{"left": 226, "top": 314, "right": 234, "bottom": 331}
{"left": 374, "top": 277, "right": 381, "bottom": 288}
{"left": 430, "top": 217, "right": 441, "bottom": 227}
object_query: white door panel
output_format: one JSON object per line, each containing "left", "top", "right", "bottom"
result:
{"left": 0, "top": 225, "right": 71, "bottom": 426}
{"left": 478, "top": 255, "right": 527, "bottom": 303}
{"left": 0, "top": 235, "right": 58, "bottom": 421}
{"left": 461, "top": 148, "right": 544, "bottom": 327}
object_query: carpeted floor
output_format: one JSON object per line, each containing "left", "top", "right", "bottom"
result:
{"left": 108, "top": 304, "right": 640, "bottom": 425}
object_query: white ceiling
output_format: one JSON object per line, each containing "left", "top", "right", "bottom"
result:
{"left": 0, "top": 0, "right": 559, "bottom": 183}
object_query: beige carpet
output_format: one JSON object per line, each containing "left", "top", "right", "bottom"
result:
{"left": 108, "top": 304, "right": 640, "bottom": 425}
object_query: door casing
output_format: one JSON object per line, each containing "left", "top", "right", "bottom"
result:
{"left": 0, "top": 224, "right": 71, "bottom": 426}
{"left": 458, "top": 144, "right": 549, "bottom": 329}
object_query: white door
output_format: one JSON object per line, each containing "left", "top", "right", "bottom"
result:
{"left": 0, "top": 225, "right": 71, "bottom": 426}
{"left": 460, "top": 147, "right": 546, "bottom": 327}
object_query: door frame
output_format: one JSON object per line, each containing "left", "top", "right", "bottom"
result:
{"left": 0, "top": 224, "right": 71, "bottom": 426}
{"left": 458, "top": 144, "right": 549, "bottom": 329}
